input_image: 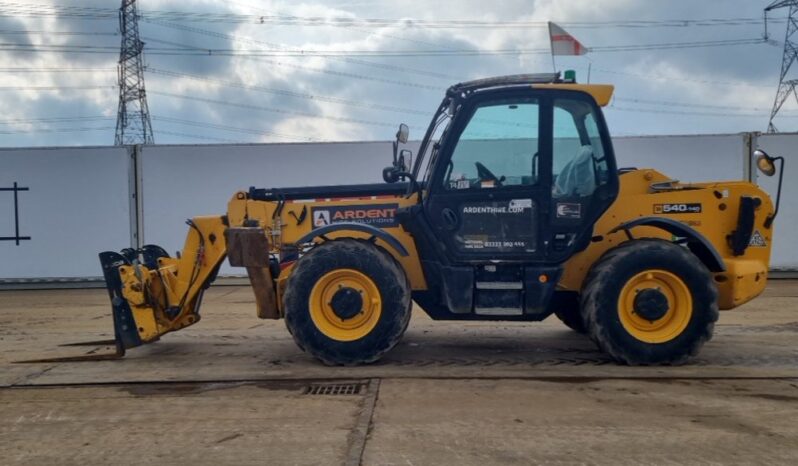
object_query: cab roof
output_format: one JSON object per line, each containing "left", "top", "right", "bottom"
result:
{"left": 447, "top": 72, "right": 615, "bottom": 107}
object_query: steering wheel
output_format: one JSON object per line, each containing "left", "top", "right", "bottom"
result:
{"left": 475, "top": 162, "right": 502, "bottom": 187}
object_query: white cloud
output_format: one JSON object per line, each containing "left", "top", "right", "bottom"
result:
{"left": 0, "top": 0, "right": 792, "bottom": 146}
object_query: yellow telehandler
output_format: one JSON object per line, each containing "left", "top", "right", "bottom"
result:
{"left": 90, "top": 72, "right": 782, "bottom": 365}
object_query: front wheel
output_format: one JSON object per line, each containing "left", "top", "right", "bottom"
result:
{"left": 283, "top": 239, "right": 411, "bottom": 365}
{"left": 552, "top": 293, "right": 586, "bottom": 334}
{"left": 581, "top": 239, "right": 719, "bottom": 365}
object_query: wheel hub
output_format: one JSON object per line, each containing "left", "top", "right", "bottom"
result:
{"left": 633, "top": 288, "right": 670, "bottom": 322}
{"left": 308, "top": 268, "right": 383, "bottom": 342}
{"left": 617, "top": 269, "right": 693, "bottom": 344}
{"left": 330, "top": 287, "right": 363, "bottom": 320}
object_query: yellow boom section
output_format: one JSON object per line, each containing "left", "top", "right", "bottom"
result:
{"left": 118, "top": 216, "right": 229, "bottom": 344}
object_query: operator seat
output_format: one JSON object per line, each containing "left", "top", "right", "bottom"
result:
{"left": 554, "top": 145, "right": 596, "bottom": 197}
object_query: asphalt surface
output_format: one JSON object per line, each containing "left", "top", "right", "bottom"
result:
{"left": 1, "top": 281, "right": 797, "bottom": 465}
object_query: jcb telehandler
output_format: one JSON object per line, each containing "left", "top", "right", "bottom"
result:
{"left": 95, "top": 72, "right": 782, "bottom": 366}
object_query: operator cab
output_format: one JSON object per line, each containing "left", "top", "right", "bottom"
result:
{"left": 392, "top": 72, "right": 620, "bottom": 319}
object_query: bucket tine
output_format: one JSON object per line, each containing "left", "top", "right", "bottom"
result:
{"left": 14, "top": 341, "right": 125, "bottom": 363}
{"left": 58, "top": 339, "right": 118, "bottom": 347}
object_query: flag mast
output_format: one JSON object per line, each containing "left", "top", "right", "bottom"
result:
{"left": 548, "top": 22, "right": 589, "bottom": 78}
{"left": 548, "top": 22, "right": 557, "bottom": 73}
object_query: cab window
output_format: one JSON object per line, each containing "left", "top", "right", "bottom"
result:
{"left": 552, "top": 99, "right": 609, "bottom": 198}
{"left": 444, "top": 99, "right": 540, "bottom": 190}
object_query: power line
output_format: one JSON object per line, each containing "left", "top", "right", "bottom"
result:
{"left": 614, "top": 96, "right": 798, "bottom": 113}
{"left": 0, "top": 37, "right": 767, "bottom": 57}
{"left": 590, "top": 38, "right": 766, "bottom": 53}
{"left": 2, "top": 41, "right": 551, "bottom": 56}
{"left": 0, "top": 29, "right": 118, "bottom": 36}
{"left": 0, "top": 116, "right": 113, "bottom": 124}
{"left": 145, "top": 68, "right": 429, "bottom": 115}
{"left": 224, "top": 0, "right": 453, "bottom": 51}
{"left": 0, "top": 42, "right": 766, "bottom": 91}
{"left": 155, "top": 129, "right": 238, "bottom": 143}
{"left": 144, "top": 20, "right": 461, "bottom": 81}
{"left": 0, "top": 125, "right": 115, "bottom": 134}
{"left": 153, "top": 70, "right": 791, "bottom": 125}
{"left": 0, "top": 67, "right": 116, "bottom": 73}
{"left": 143, "top": 19, "right": 779, "bottom": 95}
{"left": 0, "top": 85, "right": 115, "bottom": 90}
{"left": 608, "top": 105, "right": 798, "bottom": 118}
{"left": 587, "top": 65, "right": 772, "bottom": 89}
{"left": 152, "top": 115, "right": 316, "bottom": 142}
{"left": 138, "top": 35, "right": 443, "bottom": 91}
{"left": 0, "top": 3, "right": 784, "bottom": 29}
{"left": 147, "top": 90, "right": 426, "bottom": 130}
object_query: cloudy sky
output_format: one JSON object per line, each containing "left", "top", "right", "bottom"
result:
{"left": 0, "top": 0, "right": 795, "bottom": 147}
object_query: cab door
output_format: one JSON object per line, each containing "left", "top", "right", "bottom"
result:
{"left": 423, "top": 90, "right": 618, "bottom": 265}
{"left": 424, "top": 93, "right": 550, "bottom": 262}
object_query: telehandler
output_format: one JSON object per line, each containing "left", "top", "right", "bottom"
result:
{"left": 94, "top": 72, "right": 782, "bottom": 365}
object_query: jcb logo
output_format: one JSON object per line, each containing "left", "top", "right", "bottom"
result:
{"left": 654, "top": 203, "right": 702, "bottom": 214}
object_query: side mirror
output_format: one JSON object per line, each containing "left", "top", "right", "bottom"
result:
{"left": 754, "top": 149, "right": 777, "bottom": 177}
{"left": 399, "top": 149, "right": 413, "bottom": 172}
{"left": 396, "top": 124, "right": 409, "bottom": 144}
{"left": 752, "top": 149, "right": 785, "bottom": 228}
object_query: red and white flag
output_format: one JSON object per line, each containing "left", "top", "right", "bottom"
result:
{"left": 548, "top": 22, "right": 588, "bottom": 56}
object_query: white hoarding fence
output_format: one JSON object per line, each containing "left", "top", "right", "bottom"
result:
{"left": 612, "top": 134, "right": 748, "bottom": 183}
{"left": 751, "top": 134, "right": 797, "bottom": 271}
{"left": 0, "top": 133, "right": 796, "bottom": 281}
{"left": 0, "top": 146, "right": 133, "bottom": 280}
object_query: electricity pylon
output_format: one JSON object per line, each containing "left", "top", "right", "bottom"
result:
{"left": 114, "top": 0, "right": 154, "bottom": 145}
{"left": 766, "top": 0, "right": 798, "bottom": 133}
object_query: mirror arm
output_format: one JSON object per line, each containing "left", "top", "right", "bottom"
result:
{"left": 764, "top": 156, "right": 785, "bottom": 229}
{"left": 398, "top": 171, "right": 421, "bottom": 198}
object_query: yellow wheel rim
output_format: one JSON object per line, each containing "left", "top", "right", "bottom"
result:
{"left": 617, "top": 269, "right": 692, "bottom": 344}
{"left": 308, "top": 269, "right": 382, "bottom": 342}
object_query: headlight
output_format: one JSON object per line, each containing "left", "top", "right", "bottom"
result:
{"left": 754, "top": 149, "right": 777, "bottom": 177}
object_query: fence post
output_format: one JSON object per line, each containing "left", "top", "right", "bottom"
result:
{"left": 747, "top": 131, "right": 761, "bottom": 185}
{"left": 128, "top": 144, "right": 144, "bottom": 249}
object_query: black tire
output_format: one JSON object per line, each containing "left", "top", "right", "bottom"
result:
{"left": 582, "top": 239, "right": 719, "bottom": 365}
{"left": 283, "top": 239, "right": 411, "bottom": 365}
{"left": 552, "top": 293, "right": 587, "bottom": 334}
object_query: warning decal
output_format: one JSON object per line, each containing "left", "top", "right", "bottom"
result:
{"left": 749, "top": 230, "right": 767, "bottom": 247}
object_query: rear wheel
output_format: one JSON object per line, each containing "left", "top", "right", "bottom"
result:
{"left": 582, "top": 239, "right": 718, "bottom": 365}
{"left": 284, "top": 239, "right": 411, "bottom": 365}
